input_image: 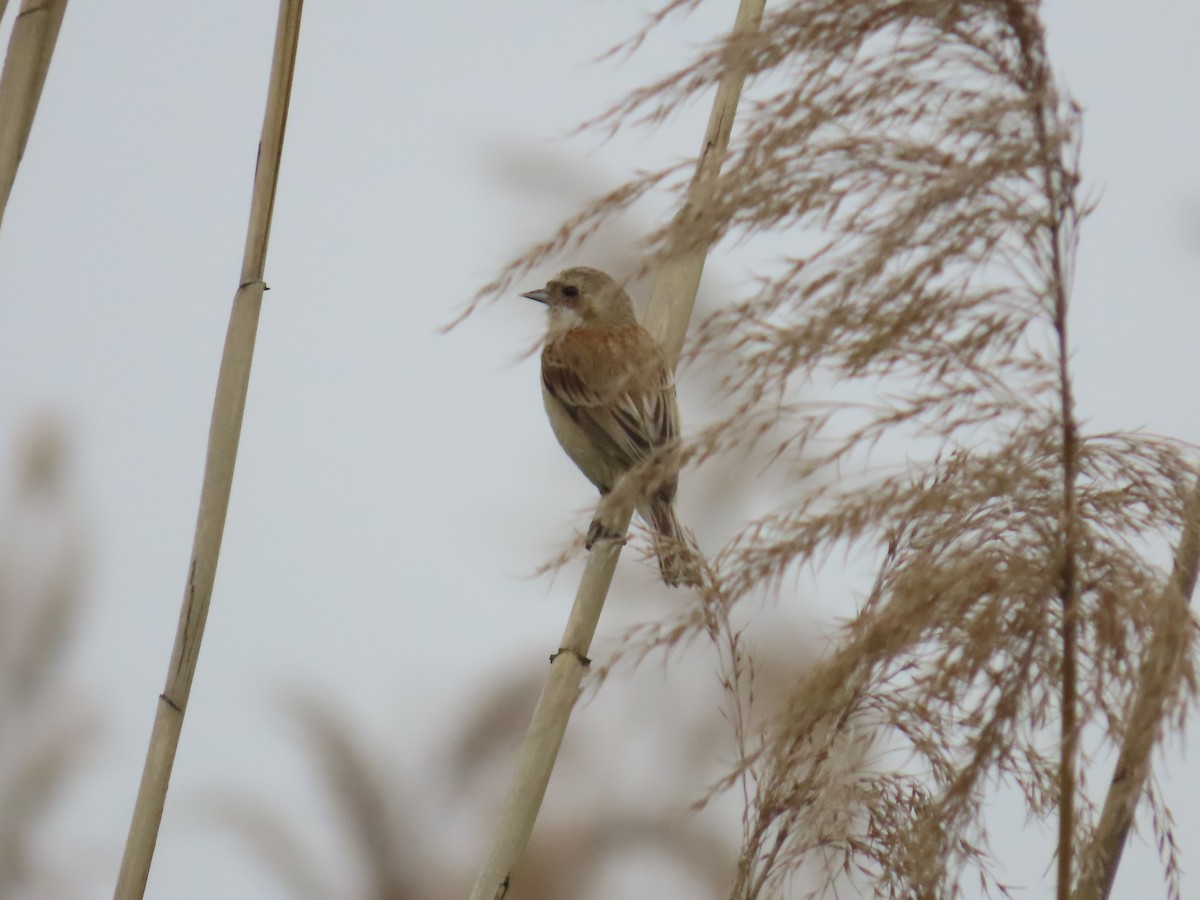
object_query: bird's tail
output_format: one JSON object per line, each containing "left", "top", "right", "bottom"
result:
{"left": 644, "top": 499, "right": 703, "bottom": 588}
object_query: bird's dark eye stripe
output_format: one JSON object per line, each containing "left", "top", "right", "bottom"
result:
{"left": 562, "top": 285, "right": 580, "bottom": 298}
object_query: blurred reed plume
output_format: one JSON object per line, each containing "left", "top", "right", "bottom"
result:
{"left": 0, "top": 416, "right": 96, "bottom": 900}
{"left": 466, "top": 1, "right": 1200, "bottom": 897}
{"left": 214, "top": 667, "right": 738, "bottom": 900}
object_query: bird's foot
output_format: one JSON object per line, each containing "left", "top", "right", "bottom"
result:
{"left": 586, "top": 518, "right": 626, "bottom": 551}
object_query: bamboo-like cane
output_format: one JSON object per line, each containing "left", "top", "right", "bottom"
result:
{"left": 111, "top": 3, "right": 303, "bottom": 899}
{"left": 0, "top": 0, "right": 68, "bottom": 231}
{"left": 1072, "top": 477, "right": 1200, "bottom": 900}
{"left": 467, "top": 3, "right": 765, "bottom": 898}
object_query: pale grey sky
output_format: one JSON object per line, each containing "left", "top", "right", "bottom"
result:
{"left": 1, "top": 1, "right": 1197, "bottom": 897}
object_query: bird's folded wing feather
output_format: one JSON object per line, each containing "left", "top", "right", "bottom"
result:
{"left": 542, "top": 330, "right": 677, "bottom": 471}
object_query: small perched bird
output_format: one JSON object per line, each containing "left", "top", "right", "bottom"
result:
{"left": 522, "top": 266, "right": 701, "bottom": 587}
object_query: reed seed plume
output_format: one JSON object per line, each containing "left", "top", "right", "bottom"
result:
{"left": 473, "top": 1, "right": 1199, "bottom": 896}
{"left": 0, "top": 418, "right": 96, "bottom": 900}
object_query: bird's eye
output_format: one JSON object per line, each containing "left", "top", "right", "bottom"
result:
{"left": 562, "top": 285, "right": 580, "bottom": 299}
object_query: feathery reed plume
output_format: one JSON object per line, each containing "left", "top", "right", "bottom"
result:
{"left": 470, "top": 0, "right": 1198, "bottom": 896}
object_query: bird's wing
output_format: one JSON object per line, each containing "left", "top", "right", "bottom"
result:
{"left": 542, "top": 329, "right": 678, "bottom": 472}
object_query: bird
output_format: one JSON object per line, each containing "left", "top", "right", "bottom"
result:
{"left": 521, "top": 266, "right": 701, "bottom": 587}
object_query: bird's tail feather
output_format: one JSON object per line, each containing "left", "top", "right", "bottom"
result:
{"left": 644, "top": 500, "right": 703, "bottom": 588}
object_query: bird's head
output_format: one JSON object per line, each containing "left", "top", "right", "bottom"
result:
{"left": 522, "top": 267, "right": 637, "bottom": 329}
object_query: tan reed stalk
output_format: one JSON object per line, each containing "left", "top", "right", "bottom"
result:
{"left": 995, "top": 7, "right": 1085, "bottom": 893}
{"left": 1072, "top": 477, "right": 1200, "bottom": 900}
{"left": 467, "top": 4, "right": 766, "bottom": 898}
{"left": 111, "top": 3, "right": 303, "bottom": 898}
{"left": 0, "top": 0, "right": 67, "bottom": 230}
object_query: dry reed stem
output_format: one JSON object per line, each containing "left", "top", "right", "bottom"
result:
{"left": 1072, "top": 476, "right": 1200, "bottom": 900}
{"left": 111, "top": 2, "right": 303, "bottom": 898}
{"left": 467, "top": 3, "right": 765, "bottom": 898}
{"left": 467, "top": 525, "right": 629, "bottom": 900}
{"left": 0, "top": 0, "right": 67, "bottom": 230}
{"left": 1000, "top": 4, "right": 1084, "bottom": 894}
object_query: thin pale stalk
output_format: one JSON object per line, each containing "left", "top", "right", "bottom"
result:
{"left": 1004, "top": 4, "right": 1081, "bottom": 894}
{"left": 1045, "top": 113, "right": 1081, "bottom": 900}
{"left": 0, "top": 0, "right": 67, "bottom": 230}
{"left": 467, "top": 3, "right": 765, "bottom": 898}
{"left": 641, "top": 0, "right": 765, "bottom": 359}
{"left": 1072, "top": 478, "right": 1200, "bottom": 900}
{"left": 111, "top": 3, "right": 303, "bottom": 898}
{"left": 467, "top": 517, "right": 629, "bottom": 900}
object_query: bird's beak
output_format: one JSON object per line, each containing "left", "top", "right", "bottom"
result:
{"left": 521, "top": 288, "right": 551, "bottom": 304}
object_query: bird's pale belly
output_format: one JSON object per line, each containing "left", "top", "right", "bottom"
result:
{"left": 542, "top": 386, "right": 615, "bottom": 492}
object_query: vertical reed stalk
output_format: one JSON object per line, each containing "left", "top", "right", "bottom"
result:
{"left": 0, "top": 0, "right": 68, "bottom": 230}
{"left": 111, "top": 3, "right": 303, "bottom": 898}
{"left": 1003, "top": 5, "right": 1083, "bottom": 893}
{"left": 1073, "top": 477, "right": 1200, "bottom": 900}
{"left": 466, "top": 4, "right": 765, "bottom": 898}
